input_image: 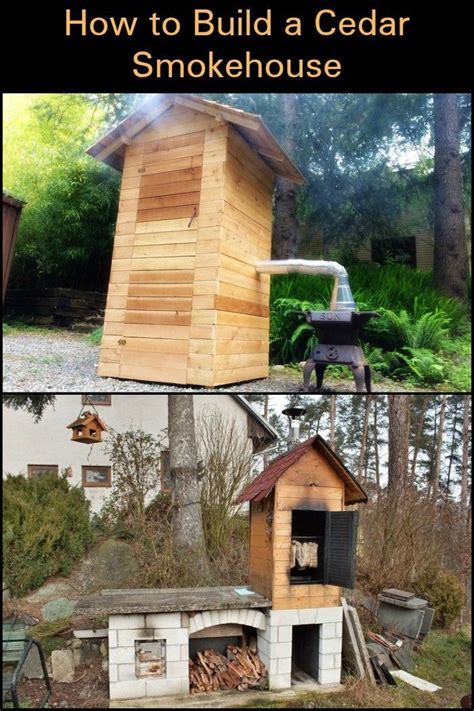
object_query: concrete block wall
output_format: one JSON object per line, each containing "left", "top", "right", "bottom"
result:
{"left": 108, "top": 613, "right": 190, "bottom": 700}
{"left": 257, "top": 607, "right": 343, "bottom": 689}
{"left": 108, "top": 605, "right": 342, "bottom": 699}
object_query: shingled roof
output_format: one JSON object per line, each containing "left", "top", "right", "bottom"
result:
{"left": 236, "top": 435, "right": 368, "bottom": 505}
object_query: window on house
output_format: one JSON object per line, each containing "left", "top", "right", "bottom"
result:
{"left": 371, "top": 236, "right": 417, "bottom": 268}
{"left": 290, "top": 509, "right": 358, "bottom": 588}
{"left": 82, "top": 465, "right": 112, "bottom": 487}
{"left": 82, "top": 394, "right": 112, "bottom": 406}
{"left": 27, "top": 464, "right": 59, "bottom": 479}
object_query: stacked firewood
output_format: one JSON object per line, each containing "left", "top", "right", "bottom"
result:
{"left": 189, "top": 642, "right": 268, "bottom": 693}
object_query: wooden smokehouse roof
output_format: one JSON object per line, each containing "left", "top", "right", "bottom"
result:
{"left": 236, "top": 435, "right": 368, "bottom": 505}
{"left": 87, "top": 93, "right": 306, "bottom": 184}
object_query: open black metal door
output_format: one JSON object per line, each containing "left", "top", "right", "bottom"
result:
{"left": 325, "top": 511, "right": 358, "bottom": 588}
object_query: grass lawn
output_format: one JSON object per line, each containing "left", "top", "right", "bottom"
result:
{"left": 244, "top": 628, "right": 471, "bottom": 708}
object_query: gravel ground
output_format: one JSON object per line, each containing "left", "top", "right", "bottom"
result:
{"left": 3, "top": 331, "right": 429, "bottom": 393}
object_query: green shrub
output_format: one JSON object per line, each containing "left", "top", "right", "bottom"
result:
{"left": 413, "top": 568, "right": 464, "bottom": 628}
{"left": 3, "top": 472, "right": 93, "bottom": 596}
{"left": 364, "top": 307, "right": 450, "bottom": 351}
{"left": 391, "top": 348, "right": 448, "bottom": 384}
{"left": 87, "top": 327, "right": 103, "bottom": 345}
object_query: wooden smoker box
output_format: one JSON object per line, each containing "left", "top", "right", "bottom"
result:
{"left": 87, "top": 94, "right": 305, "bottom": 386}
{"left": 236, "top": 435, "right": 368, "bottom": 610}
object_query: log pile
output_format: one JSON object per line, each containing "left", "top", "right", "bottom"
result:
{"left": 189, "top": 642, "right": 268, "bottom": 694}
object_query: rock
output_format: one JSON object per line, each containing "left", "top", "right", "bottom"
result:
{"left": 41, "top": 597, "right": 77, "bottom": 621}
{"left": 101, "top": 658, "right": 109, "bottom": 672}
{"left": 99, "top": 642, "right": 108, "bottom": 657}
{"left": 73, "top": 647, "right": 84, "bottom": 667}
{"left": 19, "top": 612, "right": 39, "bottom": 626}
{"left": 71, "top": 639, "right": 82, "bottom": 649}
{"left": 72, "top": 640, "right": 101, "bottom": 666}
{"left": 23, "top": 646, "right": 46, "bottom": 679}
{"left": 27, "top": 582, "right": 73, "bottom": 603}
{"left": 51, "top": 649, "right": 75, "bottom": 683}
{"left": 272, "top": 365, "right": 285, "bottom": 371}
{"left": 90, "top": 641, "right": 101, "bottom": 656}
{"left": 74, "top": 539, "right": 140, "bottom": 594}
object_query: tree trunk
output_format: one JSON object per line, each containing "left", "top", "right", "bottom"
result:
{"left": 445, "top": 399, "right": 460, "bottom": 499}
{"left": 168, "top": 395, "right": 210, "bottom": 575}
{"left": 388, "top": 395, "right": 410, "bottom": 496}
{"left": 358, "top": 396, "right": 372, "bottom": 483}
{"left": 460, "top": 395, "right": 471, "bottom": 517}
{"left": 410, "top": 396, "right": 428, "bottom": 483}
{"left": 373, "top": 398, "right": 381, "bottom": 496}
{"left": 431, "top": 395, "right": 447, "bottom": 500}
{"left": 272, "top": 94, "right": 301, "bottom": 258}
{"left": 329, "top": 395, "right": 337, "bottom": 449}
{"left": 432, "top": 94, "right": 469, "bottom": 301}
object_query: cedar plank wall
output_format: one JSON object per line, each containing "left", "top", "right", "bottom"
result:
{"left": 249, "top": 495, "right": 274, "bottom": 599}
{"left": 272, "top": 448, "right": 344, "bottom": 610}
{"left": 186, "top": 121, "right": 229, "bottom": 386}
{"left": 98, "top": 108, "right": 273, "bottom": 385}
{"left": 213, "top": 126, "right": 272, "bottom": 386}
{"left": 99, "top": 105, "right": 215, "bottom": 382}
{"left": 185, "top": 124, "right": 273, "bottom": 386}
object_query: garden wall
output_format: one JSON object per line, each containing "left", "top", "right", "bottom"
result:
{"left": 4, "top": 288, "right": 106, "bottom": 329}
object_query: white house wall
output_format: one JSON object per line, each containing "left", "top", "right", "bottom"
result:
{"left": 2, "top": 394, "right": 253, "bottom": 513}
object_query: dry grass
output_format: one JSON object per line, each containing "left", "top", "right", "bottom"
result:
{"left": 357, "top": 488, "right": 468, "bottom": 626}
{"left": 245, "top": 628, "right": 471, "bottom": 708}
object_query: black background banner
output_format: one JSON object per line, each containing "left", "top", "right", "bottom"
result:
{"left": 2, "top": 0, "right": 472, "bottom": 92}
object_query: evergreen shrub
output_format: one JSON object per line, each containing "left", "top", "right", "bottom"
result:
{"left": 3, "top": 472, "right": 93, "bottom": 596}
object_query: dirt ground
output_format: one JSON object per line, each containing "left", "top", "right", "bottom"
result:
{"left": 15, "top": 657, "right": 109, "bottom": 708}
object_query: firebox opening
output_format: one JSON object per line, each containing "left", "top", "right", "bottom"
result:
{"left": 189, "top": 635, "right": 242, "bottom": 657}
{"left": 290, "top": 510, "right": 326, "bottom": 585}
{"left": 189, "top": 622, "right": 250, "bottom": 658}
{"left": 291, "top": 624, "right": 320, "bottom": 684}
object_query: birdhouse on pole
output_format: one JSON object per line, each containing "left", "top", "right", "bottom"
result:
{"left": 66, "top": 411, "right": 107, "bottom": 444}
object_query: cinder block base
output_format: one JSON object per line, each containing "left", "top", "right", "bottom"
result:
{"left": 108, "top": 605, "right": 343, "bottom": 700}
{"left": 108, "top": 613, "right": 189, "bottom": 700}
{"left": 257, "top": 606, "right": 343, "bottom": 691}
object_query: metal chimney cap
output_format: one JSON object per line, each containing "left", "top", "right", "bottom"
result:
{"left": 282, "top": 407, "right": 306, "bottom": 419}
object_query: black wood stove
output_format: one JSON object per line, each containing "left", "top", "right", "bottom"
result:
{"left": 302, "top": 310, "right": 379, "bottom": 392}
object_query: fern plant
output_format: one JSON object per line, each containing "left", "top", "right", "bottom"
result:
{"left": 270, "top": 297, "right": 325, "bottom": 363}
{"left": 364, "top": 307, "right": 450, "bottom": 351}
{"left": 392, "top": 348, "right": 448, "bottom": 384}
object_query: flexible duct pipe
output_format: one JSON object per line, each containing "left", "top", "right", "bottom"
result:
{"left": 256, "top": 259, "right": 356, "bottom": 311}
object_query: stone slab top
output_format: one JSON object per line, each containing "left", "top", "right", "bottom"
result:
{"left": 377, "top": 594, "right": 428, "bottom": 610}
{"left": 381, "top": 588, "right": 415, "bottom": 601}
{"left": 75, "top": 586, "right": 272, "bottom": 616}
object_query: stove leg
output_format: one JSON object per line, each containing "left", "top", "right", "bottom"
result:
{"left": 352, "top": 365, "right": 366, "bottom": 392}
{"left": 315, "top": 364, "right": 327, "bottom": 390}
{"left": 364, "top": 365, "right": 372, "bottom": 393}
{"left": 303, "top": 360, "right": 316, "bottom": 391}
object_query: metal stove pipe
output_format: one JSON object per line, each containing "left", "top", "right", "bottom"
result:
{"left": 256, "top": 259, "right": 356, "bottom": 311}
